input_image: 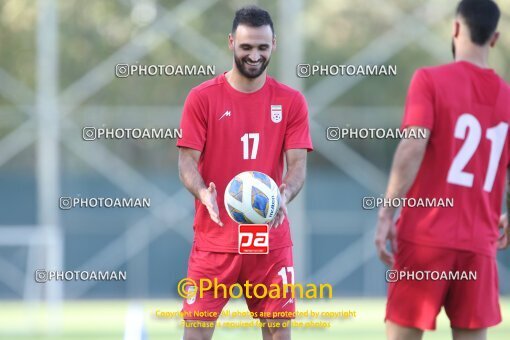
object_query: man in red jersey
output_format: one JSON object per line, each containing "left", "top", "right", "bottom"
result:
{"left": 176, "top": 5, "right": 312, "bottom": 340}
{"left": 375, "top": 1, "right": 510, "bottom": 339}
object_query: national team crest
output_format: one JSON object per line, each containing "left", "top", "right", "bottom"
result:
{"left": 271, "top": 105, "right": 282, "bottom": 123}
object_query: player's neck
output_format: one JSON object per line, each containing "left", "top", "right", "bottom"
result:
{"left": 455, "top": 47, "right": 490, "bottom": 69}
{"left": 225, "top": 69, "right": 267, "bottom": 93}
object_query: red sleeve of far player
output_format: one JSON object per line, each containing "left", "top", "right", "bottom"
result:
{"left": 401, "top": 69, "right": 435, "bottom": 131}
{"left": 284, "top": 91, "right": 313, "bottom": 151}
{"left": 176, "top": 89, "right": 207, "bottom": 152}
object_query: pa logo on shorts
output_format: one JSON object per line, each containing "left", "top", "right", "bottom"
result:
{"left": 186, "top": 286, "right": 197, "bottom": 305}
{"left": 271, "top": 105, "right": 282, "bottom": 123}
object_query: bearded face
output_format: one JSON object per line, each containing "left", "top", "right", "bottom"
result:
{"left": 234, "top": 51, "right": 270, "bottom": 79}
{"left": 230, "top": 24, "right": 275, "bottom": 80}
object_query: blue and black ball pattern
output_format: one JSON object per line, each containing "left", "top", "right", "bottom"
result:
{"left": 228, "top": 178, "right": 243, "bottom": 202}
{"left": 251, "top": 186, "right": 269, "bottom": 218}
{"left": 229, "top": 207, "right": 253, "bottom": 224}
{"left": 252, "top": 171, "right": 271, "bottom": 189}
{"left": 226, "top": 171, "right": 274, "bottom": 224}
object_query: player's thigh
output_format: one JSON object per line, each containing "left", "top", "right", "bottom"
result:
{"left": 260, "top": 318, "right": 291, "bottom": 340}
{"left": 451, "top": 327, "right": 487, "bottom": 340}
{"left": 386, "top": 240, "right": 454, "bottom": 330}
{"left": 183, "top": 320, "right": 216, "bottom": 340}
{"left": 386, "top": 320, "right": 423, "bottom": 340}
{"left": 182, "top": 246, "right": 241, "bottom": 321}
{"left": 241, "top": 247, "right": 295, "bottom": 318}
{"left": 445, "top": 251, "right": 501, "bottom": 329}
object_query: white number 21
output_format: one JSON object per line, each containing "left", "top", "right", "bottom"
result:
{"left": 447, "top": 113, "right": 508, "bottom": 192}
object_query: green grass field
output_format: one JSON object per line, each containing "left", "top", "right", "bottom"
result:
{"left": 0, "top": 299, "right": 508, "bottom": 339}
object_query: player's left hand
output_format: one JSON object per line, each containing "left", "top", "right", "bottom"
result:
{"left": 498, "top": 213, "right": 509, "bottom": 249}
{"left": 374, "top": 211, "right": 397, "bottom": 267}
{"left": 270, "top": 184, "right": 288, "bottom": 229}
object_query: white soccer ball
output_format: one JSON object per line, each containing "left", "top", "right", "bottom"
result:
{"left": 224, "top": 171, "right": 281, "bottom": 224}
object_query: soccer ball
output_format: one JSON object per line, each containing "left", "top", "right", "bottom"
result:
{"left": 224, "top": 171, "right": 281, "bottom": 224}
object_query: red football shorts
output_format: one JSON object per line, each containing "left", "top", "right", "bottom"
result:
{"left": 386, "top": 239, "right": 501, "bottom": 330}
{"left": 182, "top": 245, "right": 295, "bottom": 321}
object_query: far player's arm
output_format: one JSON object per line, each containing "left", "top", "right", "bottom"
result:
{"left": 178, "top": 147, "right": 223, "bottom": 226}
{"left": 272, "top": 149, "right": 308, "bottom": 227}
{"left": 380, "top": 127, "right": 431, "bottom": 217}
{"left": 375, "top": 127, "right": 430, "bottom": 265}
{"left": 498, "top": 173, "right": 510, "bottom": 249}
{"left": 283, "top": 149, "right": 308, "bottom": 203}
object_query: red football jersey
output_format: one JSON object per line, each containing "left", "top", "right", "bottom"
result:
{"left": 397, "top": 61, "right": 510, "bottom": 257}
{"left": 177, "top": 73, "right": 313, "bottom": 252}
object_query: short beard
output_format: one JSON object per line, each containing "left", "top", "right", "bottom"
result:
{"left": 451, "top": 39, "right": 456, "bottom": 60}
{"left": 234, "top": 53, "right": 270, "bottom": 79}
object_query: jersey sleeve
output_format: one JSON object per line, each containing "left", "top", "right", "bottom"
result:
{"left": 176, "top": 88, "right": 207, "bottom": 152}
{"left": 401, "top": 69, "right": 435, "bottom": 131}
{"left": 284, "top": 91, "right": 314, "bottom": 152}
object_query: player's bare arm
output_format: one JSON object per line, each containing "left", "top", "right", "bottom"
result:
{"left": 178, "top": 147, "right": 224, "bottom": 226}
{"left": 271, "top": 149, "right": 308, "bottom": 228}
{"left": 498, "top": 173, "right": 510, "bottom": 249}
{"left": 375, "top": 126, "right": 430, "bottom": 266}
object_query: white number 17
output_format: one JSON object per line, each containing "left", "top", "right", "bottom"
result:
{"left": 241, "top": 133, "right": 259, "bottom": 160}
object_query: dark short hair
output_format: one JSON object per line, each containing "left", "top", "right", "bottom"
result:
{"left": 456, "top": 0, "right": 500, "bottom": 45}
{"left": 232, "top": 5, "right": 274, "bottom": 36}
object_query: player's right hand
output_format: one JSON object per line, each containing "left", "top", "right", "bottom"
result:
{"left": 498, "top": 213, "right": 509, "bottom": 249}
{"left": 374, "top": 211, "right": 397, "bottom": 267}
{"left": 199, "top": 182, "right": 224, "bottom": 227}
